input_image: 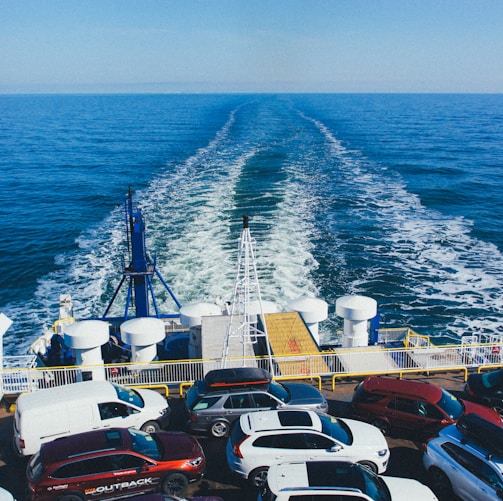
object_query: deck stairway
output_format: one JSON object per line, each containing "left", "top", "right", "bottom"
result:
{"left": 263, "top": 312, "right": 330, "bottom": 376}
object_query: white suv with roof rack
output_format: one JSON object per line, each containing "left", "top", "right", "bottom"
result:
{"left": 260, "top": 461, "right": 438, "bottom": 501}
{"left": 226, "top": 409, "right": 390, "bottom": 488}
{"left": 423, "top": 413, "right": 503, "bottom": 500}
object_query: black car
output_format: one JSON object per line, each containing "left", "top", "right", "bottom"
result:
{"left": 465, "top": 369, "right": 503, "bottom": 413}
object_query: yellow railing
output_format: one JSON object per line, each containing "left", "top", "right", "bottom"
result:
{"left": 3, "top": 339, "right": 503, "bottom": 398}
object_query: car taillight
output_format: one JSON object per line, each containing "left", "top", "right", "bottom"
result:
{"left": 232, "top": 435, "right": 249, "bottom": 459}
{"left": 20, "top": 438, "right": 25, "bottom": 449}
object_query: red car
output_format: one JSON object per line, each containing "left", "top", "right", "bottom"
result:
{"left": 26, "top": 428, "right": 206, "bottom": 501}
{"left": 352, "top": 376, "right": 502, "bottom": 438}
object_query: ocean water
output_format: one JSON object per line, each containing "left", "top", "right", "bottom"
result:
{"left": 1, "top": 93, "right": 503, "bottom": 356}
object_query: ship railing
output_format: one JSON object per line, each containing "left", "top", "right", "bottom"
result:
{"left": 2, "top": 338, "right": 503, "bottom": 398}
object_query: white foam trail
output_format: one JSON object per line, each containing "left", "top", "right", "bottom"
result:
{"left": 304, "top": 112, "right": 503, "bottom": 337}
{"left": 3, "top": 105, "right": 249, "bottom": 353}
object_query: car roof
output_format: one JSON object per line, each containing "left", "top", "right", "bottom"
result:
{"left": 363, "top": 376, "right": 442, "bottom": 401}
{"left": 240, "top": 409, "right": 321, "bottom": 433}
{"left": 440, "top": 415, "right": 503, "bottom": 460}
{"left": 204, "top": 367, "right": 271, "bottom": 388}
{"left": 40, "top": 428, "right": 130, "bottom": 463}
{"left": 267, "top": 461, "right": 366, "bottom": 495}
{"left": 16, "top": 380, "right": 117, "bottom": 410}
{"left": 194, "top": 381, "right": 271, "bottom": 396}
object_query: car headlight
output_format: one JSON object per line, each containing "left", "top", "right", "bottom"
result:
{"left": 377, "top": 449, "right": 388, "bottom": 457}
{"left": 187, "top": 456, "right": 204, "bottom": 467}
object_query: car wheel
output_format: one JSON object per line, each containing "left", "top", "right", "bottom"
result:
{"left": 162, "top": 472, "right": 189, "bottom": 496}
{"left": 428, "top": 466, "right": 453, "bottom": 498}
{"left": 210, "top": 420, "right": 230, "bottom": 438}
{"left": 357, "top": 460, "right": 378, "bottom": 473}
{"left": 58, "top": 493, "right": 85, "bottom": 501}
{"left": 141, "top": 420, "right": 161, "bottom": 433}
{"left": 371, "top": 418, "right": 390, "bottom": 435}
{"left": 249, "top": 467, "right": 269, "bottom": 488}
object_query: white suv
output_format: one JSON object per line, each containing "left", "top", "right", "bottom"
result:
{"left": 260, "top": 461, "right": 438, "bottom": 501}
{"left": 423, "top": 413, "right": 503, "bottom": 500}
{"left": 226, "top": 409, "right": 390, "bottom": 487}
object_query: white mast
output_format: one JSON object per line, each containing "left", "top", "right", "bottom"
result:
{"left": 221, "top": 215, "right": 275, "bottom": 375}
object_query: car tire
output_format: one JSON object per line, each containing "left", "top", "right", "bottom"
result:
{"left": 356, "top": 460, "right": 378, "bottom": 473}
{"left": 249, "top": 467, "right": 269, "bottom": 488}
{"left": 58, "top": 493, "right": 85, "bottom": 501}
{"left": 210, "top": 420, "right": 230, "bottom": 438}
{"left": 371, "top": 418, "right": 390, "bottom": 435}
{"left": 162, "top": 472, "right": 189, "bottom": 496}
{"left": 141, "top": 420, "right": 161, "bottom": 433}
{"left": 428, "top": 466, "right": 453, "bottom": 498}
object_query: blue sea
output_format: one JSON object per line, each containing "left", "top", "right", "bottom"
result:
{"left": 1, "top": 93, "right": 503, "bottom": 356}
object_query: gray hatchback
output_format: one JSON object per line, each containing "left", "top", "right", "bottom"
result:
{"left": 184, "top": 368, "right": 329, "bottom": 438}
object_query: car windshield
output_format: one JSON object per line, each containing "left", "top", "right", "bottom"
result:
{"left": 318, "top": 413, "right": 353, "bottom": 445}
{"left": 268, "top": 381, "right": 290, "bottom": 403}
{"left": 128, "top": 428, "right": 161, "bottom": 460}
{"left": 482, "top": 370, "right": 503, "bottom": 389}
{"left": 437, "top": 388, "right": 464, "bottom": 419}
{"left": 113, "top": 383, "right": 144, "bottom": 408}
{"left": 356, "top": 465, "right": 391, "bottom": 501}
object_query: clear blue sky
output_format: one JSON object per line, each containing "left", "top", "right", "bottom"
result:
{"left": 1, "top": 0, "right": 502, "bottom": 93}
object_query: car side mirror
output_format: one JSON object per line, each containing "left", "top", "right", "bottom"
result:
{"left": 330, "top": 444, "right": 343, "bottom": 452}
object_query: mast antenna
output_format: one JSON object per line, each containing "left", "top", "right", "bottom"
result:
{"left": 221, "top": 215, "right": 275, "bottom": 375}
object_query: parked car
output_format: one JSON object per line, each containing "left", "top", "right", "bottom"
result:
{"left": 260, "top": 461, "right": 438, "bottom": 501}
{"left": 352, "top": 376, "right": 502, "bottom": 438}
{"left": 465, "top": 368, "right": 503, "bottom": 414}
{"left": 185, "top": 367, "right": 328, "bottom": 438}
{"left": 26, "top": 427, "right": 206, "bottom": 501}
{"left": 14, "top": 380, "right": 171, "bottom": 456}
{"left": 423, "top": 413, "right": 503, "bottom": 500}
{"left": 226, "top": 409, "right": 390, "bottom": 488}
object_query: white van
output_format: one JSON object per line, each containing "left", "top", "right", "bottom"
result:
{"left": 13, "top": 380, "right": 170, "bottom": 456}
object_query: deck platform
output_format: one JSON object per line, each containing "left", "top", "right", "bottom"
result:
{"left": 264, "top": 312, "right": 330, "bottom": 375}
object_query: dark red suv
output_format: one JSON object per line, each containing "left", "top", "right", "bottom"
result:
{"left": 352, "top": 376, "right": 502, "bottom": 438}
{"left": 26, "top": 427, "right": 206, "bottom": 501}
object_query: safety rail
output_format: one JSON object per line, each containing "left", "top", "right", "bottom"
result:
{"left": 2, "top": 339, "right": 503, "bottom": 398}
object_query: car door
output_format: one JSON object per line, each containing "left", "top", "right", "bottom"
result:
{"left": 257, "top": 432, "right": 335, "bottom": 464}
{"left": 303, "top": 432, "right": 342, "bottom": 461}
{"left": 52, "top": 454, "right": 159, "bottom": 500}
{"left": 250, "top": 392, "right": 280, "bottom": 410}
{"left": 96, "top": 453, "right": 160, "bottom": 499}
{"left": 97, "top": 401, "right": 134, "bottom": 428}
{"left": 262, "top": 433, "right": 313, "bottom": 464}
{"left": 388, "top": 397, "right": 441, "bottom": 433}
{"left": 445, "top": 444, "right": 503, "bottom": 501}
{"left": 383, "top": 397, "right": 415, "bottom": 430}
{"left": 222, "top": 393, "right": 255, "bottom": 422}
